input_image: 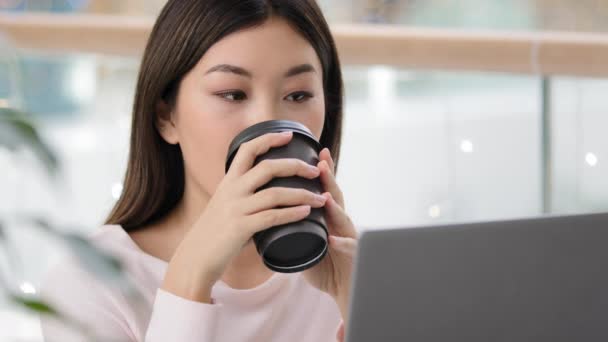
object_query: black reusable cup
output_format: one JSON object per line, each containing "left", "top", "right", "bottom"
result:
{"left": 225, "top": 120, "right": 328, "bottom": 273}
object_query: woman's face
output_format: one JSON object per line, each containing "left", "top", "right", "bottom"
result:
{"left": 158, "top": 17, "right": 325, "bottom": 198}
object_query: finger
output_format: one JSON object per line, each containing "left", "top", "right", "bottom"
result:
{"left": 242, "top": 187, "right": 327, "bottom": 215}
{"left": 318, "top": 160, "right": 345, "bottom": 209}
{"left": 227, "top": 131, "right": 293, "bottom": 177}
{"left": 336, "top": 321, "right": 346, "bottom": 342}
{"left": 246, "top": 205, "right": 311, "bottom": 234}
{"left": 328, "top": 235, "right": 357, "bottom": 256}
{"left": 323, "top": 192, "right": 357, "bottom": 239}
{"left": 319, "top": 148, "right": 335, "bottom": 175}
{"left": 241, "top": 158, "right": 320, "bottom": 193}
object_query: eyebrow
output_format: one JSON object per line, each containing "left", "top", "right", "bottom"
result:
{"left": 204, "top": 63, "right": 316, "bottom": 78}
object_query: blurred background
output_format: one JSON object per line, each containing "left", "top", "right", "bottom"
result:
{"left": 1, "top": 0, "right": 607, "bottom": 340}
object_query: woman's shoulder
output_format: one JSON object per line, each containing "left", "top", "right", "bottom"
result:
{"left": 82, "top": 224, "right": 162, "bottom": 270}
{"left": 40, "top": 225, "right": 154, "bottom": 321}
{"left": 39, "top": 225, "right": 127, "bottom": 300}
{"left": 38, "top": 224, "right": 149, "bottom": 308}
{"left": 38, "top": 251, "right": 120, "bottom": 337}
{"left": 38, "top": 225, "right": 146, "bottom": 341}
{"left": 88, "top": 224, "right": 139, "bottom": 252}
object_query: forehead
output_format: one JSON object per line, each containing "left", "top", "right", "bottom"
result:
{"left": 195, "top": 17, "right": 323, "bottom": 76}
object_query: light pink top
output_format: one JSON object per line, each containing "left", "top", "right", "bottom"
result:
{"left": 39, "top": 225, "right": 343, "bottom": 341}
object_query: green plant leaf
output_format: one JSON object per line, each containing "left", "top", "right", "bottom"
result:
{"left": 9, "top": 292, "right": 100, "bottom": 341}
{"left": 0, "top": 107, "right": 59, "bottom": 176}
{"left": 9, "top": 294, "right": 60, "bottom": 316}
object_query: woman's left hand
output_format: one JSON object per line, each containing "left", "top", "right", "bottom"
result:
{"left": 303, "top": 147, "right": 358, "bottom": 321}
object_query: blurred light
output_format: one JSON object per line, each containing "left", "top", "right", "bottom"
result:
{"left": 585, "top": 152, "right": 598, "bottom": 167}
{"left": 428, "top": 205, "right": 441, "bottom": 218}
{"left": 67, "top": 58, "right": 96, "bottom": 105}
{"left": 460, "top": 139, "right": 474, "bottom": 153}
{"left": 0, "top": 98, "right": 8, "bottom": 108}
{"left": 19, "top": 282, "right": 36, "bottom": 294}
{"left": 111, "top": 183, "right": 123, "bottom": 199}
{"left": 368, "top": 66, "right": 396, "bottom": 120}
{"left": 70, "top": 127, "right": 98, "bottom": 151}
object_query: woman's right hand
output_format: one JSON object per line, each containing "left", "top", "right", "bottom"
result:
{"left": 161, "top": 131, "right": 327, "bottom": 302}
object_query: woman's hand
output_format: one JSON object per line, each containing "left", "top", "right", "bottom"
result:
{"left": 303, "top": 147, "right": 358, "bottom": 322}
{"left": 162, "top": 131, "right": 328, "bottom": 303}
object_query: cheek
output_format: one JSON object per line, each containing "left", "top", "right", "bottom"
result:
{"left": 171, "top": 77, "right": 242, "bottom": 194}
{"left": 176, "top": 114, "right": 235, "bottom": 194}
{"left": 298, "top": 96, "right": 325, "bottom": 141}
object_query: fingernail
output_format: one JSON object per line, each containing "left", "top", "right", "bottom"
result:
{"left": 314, "top": 194, "right": 327, "bottom": 203}
{"left": 308, "top": 164, "right": 320, "bottom": 173}
{"left": 281, "top": 131, "right": 293, "bottom": 136}
{"left": 299, "top": 205, "right": 311, "bottom": 213}
{"left": 322, "top": 160, "right": 330, "bottom": 171}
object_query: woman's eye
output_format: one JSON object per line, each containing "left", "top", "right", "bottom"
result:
{"left": 216, "top": 90, "right": 312, "bottom": 103}
{"left": 286, "top": 91, "right": 313, "bottom": 103}
{"left": 217, "top": 90, "right": 247, "bottom": 102}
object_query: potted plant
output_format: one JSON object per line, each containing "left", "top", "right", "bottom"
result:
{"left": 0, "top": 106, "right": 140, "bottom": 341}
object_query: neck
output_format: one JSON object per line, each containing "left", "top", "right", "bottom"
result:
{"left": 164, "top": 177, "right": 274, "bottom": 290}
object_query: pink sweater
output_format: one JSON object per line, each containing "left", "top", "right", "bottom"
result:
{"left": 39, "top": 225, "right": 343, "bottom": 341}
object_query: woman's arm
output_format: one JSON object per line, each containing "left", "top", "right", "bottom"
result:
{"left": 144, "top": 287, "right": 222, "bottom": 341}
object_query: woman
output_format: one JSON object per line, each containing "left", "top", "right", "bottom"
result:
{"left": 40, "top": 0, "right": 358, "bottom": 341}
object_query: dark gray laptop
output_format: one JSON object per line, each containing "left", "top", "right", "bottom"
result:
{"left": 346, "top": 212, "right": 608, "bottom": 342}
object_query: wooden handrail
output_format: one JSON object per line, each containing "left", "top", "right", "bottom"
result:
{"left": 0, "top": 14, "right": 152, "bottom": 57}
{"left": 1, "top": 13, "right": 608, "bottom": 78}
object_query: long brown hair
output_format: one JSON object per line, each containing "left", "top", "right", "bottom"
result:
{"left": 106, "top": 0, "right": 344, "bottom": 231}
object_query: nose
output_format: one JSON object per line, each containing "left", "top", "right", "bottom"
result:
{"left": 248, "top": 95, "right": 281, "bottom": 125}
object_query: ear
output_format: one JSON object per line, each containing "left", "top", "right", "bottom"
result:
{"left": 155, "top": 99, "right": 179, "bottom": 145}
